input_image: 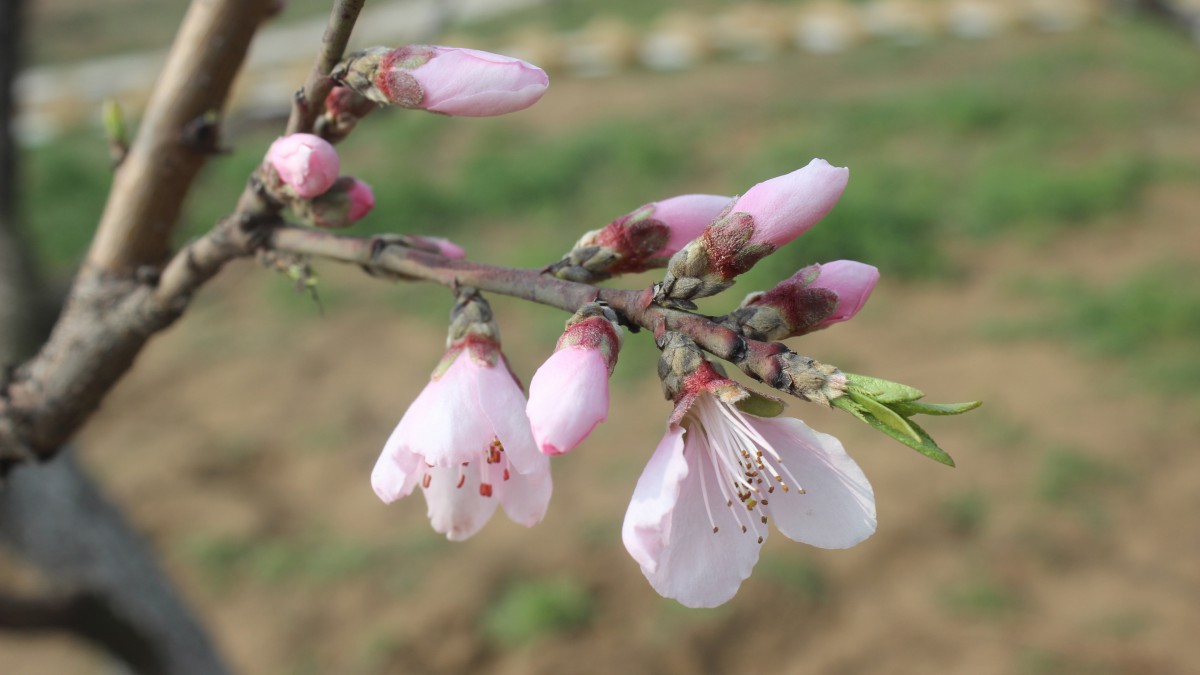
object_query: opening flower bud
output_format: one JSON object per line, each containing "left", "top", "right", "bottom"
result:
{"left": 264, "top": 133, "right": 340, "bottom": 198}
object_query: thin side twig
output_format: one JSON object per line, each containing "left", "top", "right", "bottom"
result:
{"left": 286, "top": 0, "right": 368, "bottom": 135}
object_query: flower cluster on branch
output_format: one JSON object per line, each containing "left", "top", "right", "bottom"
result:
{"left": 0, "top": 4, "right": 978, "bottom": 610}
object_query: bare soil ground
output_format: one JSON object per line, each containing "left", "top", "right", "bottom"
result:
{"left": 3, "top": 27, "right": 1200, "bottom": 675}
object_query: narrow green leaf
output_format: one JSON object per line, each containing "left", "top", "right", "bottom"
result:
{"left": 845, "top": 373, "right": 925, "bottom": 403}
{"left": 870, "top": 415, "right": 957, "bottom": 467}
{"left": 847, "top": 390, "right": 922, "bottom": 443}
{"left": 891, "top": 400, "right": 983, "bottom": 417}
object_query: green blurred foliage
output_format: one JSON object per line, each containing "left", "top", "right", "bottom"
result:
{"left": 481, "top": 577, "right": 594, "bottom": 646}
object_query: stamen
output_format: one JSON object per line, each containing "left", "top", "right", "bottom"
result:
{"left": 456, "top": 474, "right": 466, "bottom": 489}
{"left": 422, "top": 474, "right": 432, "bottom": 488}
{"left": 479, "top": 483, "right": 493, "bottom": 497}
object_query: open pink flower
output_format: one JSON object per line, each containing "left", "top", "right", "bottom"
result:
{"left": 527, "top": 305, "right": 622, "bottom": 456}
{"left": 807, "top": 260, "right": 879, "bottom": 328}
{"left": 265, "top": 133, "right": 340, "bottom": 198}
{"left": 735, "top": 158, "right": 849, "bottom": 247}
{"left": 377, "top": 46, "right": 549, "bottom": 117}
{"left": 372, "top": 336, "right": 551, "bottom": 541}
{"left": 622, "top": 367, "right": 875, "bottom": 607}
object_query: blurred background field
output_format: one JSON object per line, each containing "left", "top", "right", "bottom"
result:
{"left": 3, "top": 0, "right": 1200, "bottom": 673}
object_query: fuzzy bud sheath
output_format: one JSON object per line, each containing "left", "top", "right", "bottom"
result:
{"left": 548, "top": 194, "right": 732, "bottom": 283}
{"left": 371, "top": 287, "right": 551, "bottom": 541}
{"left": 526, "top": 303, "right": 623, "bottom": 455}
{"left": 334, "top": 45, "right": 548, "bottom": 117}
{"left": 264, "top": 133, "right": 340, "bottom": 199}
{"left": 292, "top": 177, "right": 375, "bottom": 229}
{"left": 653, "top": 159, "right": 848, "bottom": 310}
{"left": 724, "top": 260, "right": 879, "bottom": 341}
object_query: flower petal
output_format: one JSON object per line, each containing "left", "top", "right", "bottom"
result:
{"left": 496, "top": 455, "right": 553, "bottom": 527}
{"left": 623, "top": 425, "right": 763, "bottom": 608}
{"left": 423, "top": 462, "right": 499, "bottom": 541}
{"left": 473, "top": 356, "right": 544, "bottom": 476}
{"left": 751, "top": 416, "right": 877, "bottom": 549}
{"left": 527, "top": 347, "right": 611, "bottom": 456}
{"left": 395, "top": 353, "right": 494, "bottom": 467}
{"left": 370, "top": 446, "right": 422, "bottom": 504}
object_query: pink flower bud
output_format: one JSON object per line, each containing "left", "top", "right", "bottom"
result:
{"left": 379, "top": 46, "right": 549, "bottom": 117}
{"left": 426, "top": 237, "right": 465, "bottom": 259}
{"left": 265, "top": 133, "right": 340, "bottom": 198}
{"left": 526, "top": 308, "right": 622, "bottom": 456}
{"left": 345, "top": 179, "right": 375, "bottom": 223}
{"left": 808, "top": 260, "right": 879, "bottom": 328}
{"left": 734, "top": 158, "right": 849, "bottom": 247}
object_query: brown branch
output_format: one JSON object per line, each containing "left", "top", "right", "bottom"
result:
{"left": 269, "top": 227, "right": 842, "bottom": 402}
{"left": 286, "top": 0, "right": 368, "bottom": 135}
{"left": 85, "top": 0, "right": 276, "bottom": 277}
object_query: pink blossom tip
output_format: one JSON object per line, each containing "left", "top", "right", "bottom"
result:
{"left": 735, "top": 158, "right": 849, "bottom": 247}
{"left": 265, "top": 133, "right": 340, "bottom": 199}
{"left": 382, "top": 46, "right": 549, "bottom": 117}
{"left": 810, "top": 260, "right": 879, "bottom": 327}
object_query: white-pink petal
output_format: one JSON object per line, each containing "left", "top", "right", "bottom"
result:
{"left": 624, "top": 425, "right": 764, "bottom": 608}
{"left": 370, "top": 447, "right": 421, "bottom": 504}
{"left": 527, "top": 347, "right": 611, "bottom": 456}
{"left": 811, "top": 260, "right": 879, "bottom": 327}
{"left": 473, "top": 356, "right": 543, "bottom": 475}
{"left": 751, "top": 416, "right": 877, "bottom": 549}
{"left": 392, "top": 352, "right": 494, "bottom": 467}
{"left": 496, "top": 460, "right": 553, "bottom": 527}
{"left": 423, "top": 462, "right": 499, "bottom": 542}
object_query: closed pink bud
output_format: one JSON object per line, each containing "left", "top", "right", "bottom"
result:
{"left": 808, "top": 260, "right": 879, "bottom": 328}
{"left": 735, "top": 158, "right": 849, "bottom": 247}
{"left": 265, "top": 133, "right": 340, "bottom": 198}
{"left": 345, "top": 179, "right": 375, "bottom": 223}
{"left": 526, "top": 307, "right": 622, "bottom": 456}
{"left": 380, "top": 46, "right": 548, "bottom": 117}
{"left": 427, "top": 237, "right": 465, "bottom": 259}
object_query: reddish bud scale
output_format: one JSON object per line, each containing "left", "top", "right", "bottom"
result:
{"left": 747, "top": 280, "right": 839, "bottom": 332}
{"left": 592, "top": 217, "right": 671, "bottom": 274}
{"left": 700, "top": 213, "right": 774, "bottom": 281}
{"left": 557, "top": 315, "right": 622, "bottom": 374}
{"left": 376, "top": 46, "right": 435, "bottom": 108}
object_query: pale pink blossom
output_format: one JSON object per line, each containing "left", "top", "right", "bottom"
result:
{"left": 526, "top": 311, "right": 621, "bottom": 456}
{"left": 622, "top": 374, "right": 875, "bottom": 607}
{"left": 734, "top": 158, "right": 849, "bottom": 247}
{"left": 265, "top": 133, "right": 340, "bottom": 198}
{"left": 372, "top": 339, "right": 551, "bottom": 541}
{"left": 808, "top": 260, "right": 879, "bottom": 328}
{"left": 378, "top": 46, "right": 548, "bottom": 117}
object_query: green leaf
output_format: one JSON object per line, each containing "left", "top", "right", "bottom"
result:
{"left": 736, "top": 391, "right": 785, "bottom": 418}
{"left": 832, "top": 396, "right": 956, "bottom": 467}
{"left": 891, "top": 400, "right": 983, "bottom": 417}
{"left": 845, "top": 373, "right": 925, "bottom": 403}
{"left": 847, "top": 390, "right": 922, "bottom": 443}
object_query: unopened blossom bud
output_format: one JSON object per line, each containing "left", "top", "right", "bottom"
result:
{"left": 334, "top": 45, "right": 548, "bottom": 117}
{"left": 726, "top": 260, "right": 879, "bottom": 341}
{"left": 406, "top": 235, "right": 465, "bottom": 259}
{"left": 292, "top": 177, "right": 375, "bottom": 229}
{"left": 315, "top": 86, "right": 378, "bottom": 142}
{"left": 526, "top": 303, "right": 623, "bottom": 455}
{"left": 653, "top": 159, "right": 848, "bottom": 309}
{"left": 264, "top": 133, "right": 340, "bottom": 198}
{"left": 549, "top": 194, "right": 732, "bottom": 282}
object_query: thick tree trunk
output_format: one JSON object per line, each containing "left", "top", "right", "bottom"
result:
{"left": 0, "top": 1, "right": 234, "bottom": 672}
